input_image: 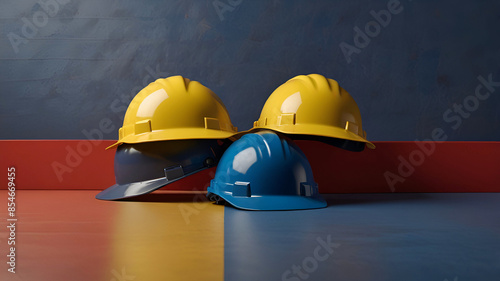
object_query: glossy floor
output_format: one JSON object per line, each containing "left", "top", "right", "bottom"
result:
{"left": 0, "top": 191, "right": 499, "bottom": 281}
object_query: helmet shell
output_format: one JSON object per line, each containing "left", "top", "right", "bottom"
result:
{"left": 207, "top": 131, "right": 326, "bottom": 210}
{"left": 108, "top": 75, "right": 237, "bottom": 149}
{"left": 97, "top": 139, "right": 227, "bottom": 200}
{"left": 252, "top": 74, "right": 375, "bottom": 149}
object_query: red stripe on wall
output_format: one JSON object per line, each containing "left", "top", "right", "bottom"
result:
{"left": 1, "top": 140, "right": 499, "bottom": 192}
{"left": 1, "top": 140, "right": 115, "bottom": 190}
{"left": 0, "top": 140, "right": 214, "bottom": 191}
{"left": 297, "top": 140, "right": 500, "bottom": 193}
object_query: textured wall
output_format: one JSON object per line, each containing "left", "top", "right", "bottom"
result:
{"left": 1, "top": 0, "right": 499, "bottom": 141}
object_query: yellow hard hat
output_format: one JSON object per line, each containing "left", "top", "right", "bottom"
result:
{"left": 107, "top": 75, "right": 237, "bottom": 149}
{"left": 252, "top": 74, "right": 375, "bottom": 149}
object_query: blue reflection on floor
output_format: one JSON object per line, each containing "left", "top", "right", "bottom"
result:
{"left": 224, "top": 193, "right": 500, "bottom": 281}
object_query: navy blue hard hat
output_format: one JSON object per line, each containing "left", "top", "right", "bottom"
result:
{"left": 207, "top": 131, "right": 326, "bottom": 210}
{"left": 96, "top": 139, "right": 228, "bottom": 200}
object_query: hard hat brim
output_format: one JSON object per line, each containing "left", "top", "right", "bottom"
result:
{"left": 106, "top": 128, "right": 237, "bottom": 149}
{"left": 208, "top": 190, "right": 327, "bottom": 211}
{"left": 248, "top": 123, "right": 376, "bottom": 149}
{"left": 96, "top": 166, "right": 210, "bottom": 200}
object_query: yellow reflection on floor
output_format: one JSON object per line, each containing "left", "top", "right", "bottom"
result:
{"left": 109, "top": 199, "right": 224, "bottom": 281}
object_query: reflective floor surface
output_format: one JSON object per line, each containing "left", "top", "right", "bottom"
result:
{"left": 0, "top": 191, "right": 499, "bottom": 281}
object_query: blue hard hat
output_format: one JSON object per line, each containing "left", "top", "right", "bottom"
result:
{"left": 96, "top": 139, "right": 229, "bottom": 200}
{"left": 207, "top": 130, "right": 327, "bottom": 210}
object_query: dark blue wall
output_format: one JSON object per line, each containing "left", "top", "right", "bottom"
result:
{"left": 1, "top": 0, "right": 499, "bottom": 141}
